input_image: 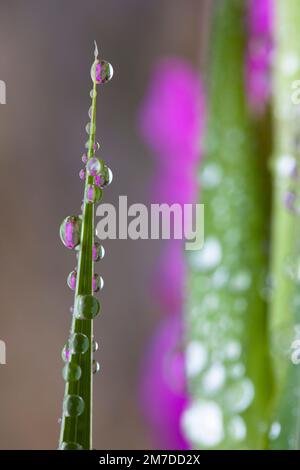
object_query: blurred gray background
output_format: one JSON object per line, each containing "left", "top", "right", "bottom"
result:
{"left": 0, "top": 0, "right": 207, "bottom": 449}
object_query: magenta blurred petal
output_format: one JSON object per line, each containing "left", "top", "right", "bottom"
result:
{"left": 139, "top": 316, "right": 189, "bottom": 449}
{"left": 245, "top": 0, "right": 273, "bottom": 114}
{"left": 139, "top": 57, "right": 205, "bottom": 160}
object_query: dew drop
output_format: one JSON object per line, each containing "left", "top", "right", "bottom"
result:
{"left": 86, "top": 184, "right": 102, "bottom": 204}
{"left": 86, "top": 158, "right": 104, "bottom": 177}
{"left": 230, "top": 271, "right": 252, "bottom": 292}
{"left": 200, "top": 163, "right": 223, "bottom": 189}
{"left": 93, "top": 142, "right": 100, "bottom": 151}
{"left": 92, "top": 339, "right": 99, "bottom": 352}
{"left": 281, "top": 53, "right": 299, "bottom": 76}
{"left": 186, "top": 341, "right": 207, "bottom": 377}
{"left": 291, "top": 347, "right": 300, "bottom": 365}
{"left": 93, "top": 242, "right": 105, "bottom": 261}
{"left": 202, "top": 363, "right": 226, "bottom": 394}
{"left": 228, "top": 363, "right": 245, "bottom": 379}
{"left": 92, "top": 360, "right": 100, "bottom": 374}
{"left": 60, "top": 216, "right": 82, "bottom": 250}
{"left": 79, "top": 169, "right": 86, "bottom": 181}
{"left": 61, "top": 344, "right": 71, "bottom": 363}
{"left": 269, "top": 421, "right": 281, "bottom": 440}
{"left": 91, "top": 60, "right": 114, "bottom": 84}
{"left": 93, "top": 273, "right": 104, "bottom": 292}
{"left": 212, "top": 267, "right": 229, "bottom": 289}
{"left": 59, "top": 441, "right": 83, "bottom": 450}
{"left": 181, "top": 400, "right": 224, "bottom": 447}
{"left": 225, "top": 378, "right": 255, "bottom": 413}
{"left": 189, "top": 237, "right": 222, "bottom": 272}
{"left": 94, "top": 174, "right": 105, "bottom": 187}
{"left": 102, "top": 166, "right": 113, "bottom": 187}
{"left": 85, "top": 122, "right": 95, "bottom": 135}
{"left": 228, "top": 416, "right": 247, "bottom": 441}
{"left": 69, "top": 333, "right": 89, "bottom": 354}
{"left": 285, "top": 256, "right": 300, "bottom": 283}
{"left": 224, "top": 341, "right": 242, "bottom": 361}
{"left": 276, "top": 154, "right": 297, "bottom": 178}
{"left": 67, "top": 270, "right": 77, "bottom": 291}
{"left": 90, "top": 90, "right": 96, "bottom": 99}
{"left": 62, "top": 362, "right": 82, "bottom": 382}
{"left": 63, "top": 394, "right": 84, "bottom": 417}
{"left": 81, "top": 153, "right": 88, "bottom": 164}
{"left": 75, "top": 295, "right": 100, "bottom": 320}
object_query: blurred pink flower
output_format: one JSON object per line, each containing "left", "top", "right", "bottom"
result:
{"left": 139, "top": 57, "right": 205, "bottom": 163}
{"left": 245, "top": 0, "right": 273, "bottom": 114}
{"left": 139, "top": 315, "right": 188, "bottom": 450}
{"left": 151, "top": 241, "right": 186, "bottom": 315}
{"left": 140, "top": 57, "right": 205, "bottom": 314}
{"left": 138, "top": 57, "right": 205, "bottom": 450}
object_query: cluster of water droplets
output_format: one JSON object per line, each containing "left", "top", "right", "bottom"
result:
{"left": 184, "top": 120, "right": 269, "bottom": 448}
{"left": 58, "top": 44, "right": 113, "bottom": 450}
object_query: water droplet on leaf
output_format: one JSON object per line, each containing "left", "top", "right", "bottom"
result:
{"left": 62, "top": 362, "right": 82, "bottom": 382}
{"left": 60, "top": 216, "right": 82, "bottom": 250}
{"left": 69, "top": 333, "right": 89, "bottom": 354}
{"left": 93, "top": 273, "right": 104, "bottom": 292}
{"left": 93, "top": 242, "right": 105, "bottom": 261}
{"left": 63, "top": 394, "right": 84, "bottom": 417}
{"left": 67, "top": 270, "right": 77, "bottom": 291}
{"left": 91, "top": 60, "right": 114, "bottom": 84}
{"left": 86, "top": 184, "right": 102, "bottom": 204}
{"left": 86, "top": 158, "right": 104, "bottom": 177}
{"left": 92, "top": 360, "right": 100, "bottom": 374}
{"left": 75, "top": 295, "right": 100, "bottom": 320}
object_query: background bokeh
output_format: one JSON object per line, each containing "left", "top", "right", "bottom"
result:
{"left": 0, "top": 0, "right": 209, "bottom": 449}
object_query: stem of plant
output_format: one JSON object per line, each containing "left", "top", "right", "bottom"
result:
{"left": 58, "top": 45, "right": 113, "bottom": 450}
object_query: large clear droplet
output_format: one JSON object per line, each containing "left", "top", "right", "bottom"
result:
{"left": 59, "top": 441, "right": 83, "bottom": 450}
{"left": 92, "top": 339, "right": 99, "bottom": 352}
{"left": 63, "top": 394, "right": 84, "bottom": 417}
{"left": 86, "top": 158, "right": 104, "bottom": 177}
{"left": 93, "top": 273, "right": 104, "bottom": 292}
{"left": 86, "top": 185, "right": 102, "bottom": 204}
{"left": 69, "top": 333, "right": 89, "bottom": 354}
{"left": 67, "top": 270, "right": 77, "bottom": 291}
{"left": 75, "top": 295, "right": 100, "bottom": 320}
{"left": 92, "top": 242, "right": 105, "bottom": 261}
{"left": 62, "top": 362, "right": 82, "bottom": 382}
{"left": 102, "top": 166, "right": 113, "bottom": 187}
{"left": 60, "top": 216, "right": 82, "bottom": 250}
{"left": 91, "top": 60, "right": 114, "bottom": 84}
{"left": 92, "top": 360, "right": 100, "bottom": 374}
